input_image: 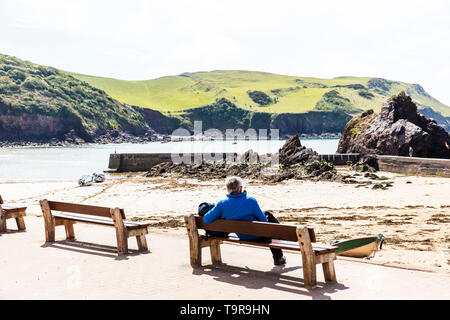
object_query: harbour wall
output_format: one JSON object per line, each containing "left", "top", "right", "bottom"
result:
{"left": 107, "top": 153, "right": 238, "bottom": 172}
{"left": 107, "top": 152, "right": 360, "bottom": 172}
{"left": 319, "top": 153, "right": 360, "bottom": 166}
{"left": 376, "top": 155, "right": 450, "bottom": 177}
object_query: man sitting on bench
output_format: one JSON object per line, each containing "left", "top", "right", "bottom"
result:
{"left": 202, "top": 176, "right": 286, "bottom": 265}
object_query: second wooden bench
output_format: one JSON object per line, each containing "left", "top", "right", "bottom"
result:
{"left": 0, "top": 195, "right": 27, "bottom": 233}
{"left": 40, "top": 199, "right": 150, "bottom": 255}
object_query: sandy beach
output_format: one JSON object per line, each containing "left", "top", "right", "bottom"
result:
{"left": 2, "top": 167, "right": 449, "bottom": 273}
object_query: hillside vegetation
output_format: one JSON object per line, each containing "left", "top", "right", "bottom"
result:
{"left": 1, "top": 53, "right": 448, "bottom": 143}
{"left": 0, "top": 54, "right": 149, "bottom": 141}
{"left": 71, "top": 70, "right": 450, "bottom": 117}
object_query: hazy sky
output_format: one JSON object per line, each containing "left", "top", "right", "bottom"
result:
{"left": 1, "top": 0, "right": 449, "bottom": 104}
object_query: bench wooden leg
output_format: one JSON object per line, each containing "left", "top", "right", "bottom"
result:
{"left": 64, "top": 221, "right": 75, "bottom": 240}
{"left": 297, "top": 226, "right": 317, "bottom": 288}
{"left": 136, "top": 234, "right": 148, "bottom": 251}
{"left": 110, "top": 207, "right": 128, "bottom": 255}
{"left": 115, "top": 230, "right": 128, "bottom": 255}
{"left": 40, "top": 199, "right": 55, "bottom": 242}
{"left": 15, "top": 216, "right": 26, "bottom": 231}
{"left": 185, "top": 214, "right": 202, "bottom": 267}
{"left": 322, "top": 261, "right": 336, "bottom": 282}
{"left": 210, "top": 239, "right": 222, "bottom": 264}
{"left": 0, "top": 215, "right": 6, "bottom": 233}
{"left": 46, "top": 218, "right": 56, "bottom": 242}
{"left": 116, "top": 233, "right": 128, "bottom": 255}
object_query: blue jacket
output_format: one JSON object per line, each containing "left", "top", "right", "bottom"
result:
{"left": 203, "top": 192, "right": 267, "bottom": 241}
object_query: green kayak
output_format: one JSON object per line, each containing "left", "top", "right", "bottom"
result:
{"left": 332, "top": 234, "right": 385, "bottom": 258}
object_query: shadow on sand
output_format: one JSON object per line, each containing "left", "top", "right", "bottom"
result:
{"left": 0, "top": 229, "right": 27, "bottom": 235}
{"left": 192, "top": 263, "right": 349, "bottom": 299}
{"left": 40, "top": 240, "right": 150, "bottom": 261}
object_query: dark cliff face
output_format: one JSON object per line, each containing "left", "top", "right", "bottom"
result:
{"left": 164, "top": 98, "right": 351, "bottom": 136}
{"left": 0, "top": 101, "right": 91, "bottom": 141}
{"left": 272, "top": 111, "right": 351, "bottom": 135}
{"left": 140, "top": 108, "right": 181, "bottom": 134}
{"left": 338, "top": 92, "right": 450, "bottom": 159}
{"left": 0, "top": 113, "right": 82, "bottom": 141}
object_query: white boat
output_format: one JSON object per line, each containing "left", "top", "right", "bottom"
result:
{"left": 78, "top": 175, "right": 94, "bottom": 187}
{"left": 93, "top": 173, "right": 105, "bottom": 183}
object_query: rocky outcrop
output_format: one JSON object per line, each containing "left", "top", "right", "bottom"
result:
{"left": 145, "top": 134, "right": 341, "bottom": 182}
{"left": 278, "top": 134, "right": 320, "bottom": 166}
{"left": 145, "top": 155, "right": 339, "bottom": 183}
{"left": 338, "top": 92, "right": 450, "bottom": 159}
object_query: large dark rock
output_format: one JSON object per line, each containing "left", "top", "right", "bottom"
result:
{"left": 278, "top": 134, "right": 320, "bottom": 166}
{"left": 338, "top": 92, "right": 450, "bottom": 158}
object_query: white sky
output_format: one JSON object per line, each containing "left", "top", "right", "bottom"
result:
{"left": 1, "top": 0, "right": 449, "bottom": 105}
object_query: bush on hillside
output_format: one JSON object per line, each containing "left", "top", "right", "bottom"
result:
{"left": 22, "top": 77, "right": 48, "bottom": 90}
{"left": 358, "top": 90, "right": 375, "bottom": 99}
{"left": 7, "top": 69, "right": 26, "bottom": 82}
{"left": 247, "top": 90, "right": 273, "bottom": 106}
{"left": 315, "top": 90, "right": 361, "bottom": 113}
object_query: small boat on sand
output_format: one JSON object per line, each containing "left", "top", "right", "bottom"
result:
{"left": 332, "top": 234, "right": 385, "bottom": 258}
{"left": 78, "top": 175, "right": 94, "bottom": 187}
{"left": 93, "top": 173, "right": 105, "bottom": 183}
{"left": 78, "top": 173, "right": 105, "bottom": 186}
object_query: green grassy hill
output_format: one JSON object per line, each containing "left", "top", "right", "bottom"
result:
{"left": 1, "top": 51, "right": 448, "bottom": 142}
{"left": 71, "top": 70, "right": 450, "bottom": 117}
{"left": 0, "top": 53, "right": 149, "bottom": 141}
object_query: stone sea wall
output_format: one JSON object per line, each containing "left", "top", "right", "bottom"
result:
{"left": 377, "top": 155, "right": 450, "bottom": 177}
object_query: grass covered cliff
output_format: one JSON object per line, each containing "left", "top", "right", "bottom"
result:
{"left": 0, "top": 53, "right": 150, "bottom": 142}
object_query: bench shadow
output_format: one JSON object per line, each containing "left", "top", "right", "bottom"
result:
{"left": 0, "top": 229, "right": 27, "bottom": 234}
{"left": 40, "top": 240, "right": 151, "bottom": 261}
{"left": 192, "top": 263, "right": 349, "bottom": 300}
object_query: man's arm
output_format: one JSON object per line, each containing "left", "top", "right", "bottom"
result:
{"left": 203, "top": 202, "right": 222, "bottom": 224}
{"left": 252, "top": 199, "right": 268, "bottom": 222}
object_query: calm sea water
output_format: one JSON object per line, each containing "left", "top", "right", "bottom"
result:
{"left": 0, "top": 139, "right": 339, "bottom": 183}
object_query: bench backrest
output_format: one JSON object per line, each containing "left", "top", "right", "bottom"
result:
{"left": 194, "top": 215, "right": 316, "bottom": 242}
{"left": 48, "top": 201, "right": 126, "bottom": 219}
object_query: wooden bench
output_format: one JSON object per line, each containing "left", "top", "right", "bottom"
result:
{"left": 184, "top": 214, "right": 338, "bottom": 288}
{"left": 39, "top": 199, "right": 150, "bottom": 255}
{"left": 0, "top": 195, "right": 27, "bottom": 233}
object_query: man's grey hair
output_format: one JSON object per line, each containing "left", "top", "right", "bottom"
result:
{"left": 226, "top": 176, "right": 243, "bottom": 194}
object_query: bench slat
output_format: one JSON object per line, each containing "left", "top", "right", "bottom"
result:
{"left": 205, "top": 235, "right": 336, "bottom": 254}
{"left": 53, "top": 212, "right": 149, "bottom": 229}
{"left": 49, "top": 201, "right": 125, "bottom": 219}
{"left": 195, "top": 216, "right": 316, "bottom": 242}
{"left": 1, "top": 205, "right": 27, "bottom": 214}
